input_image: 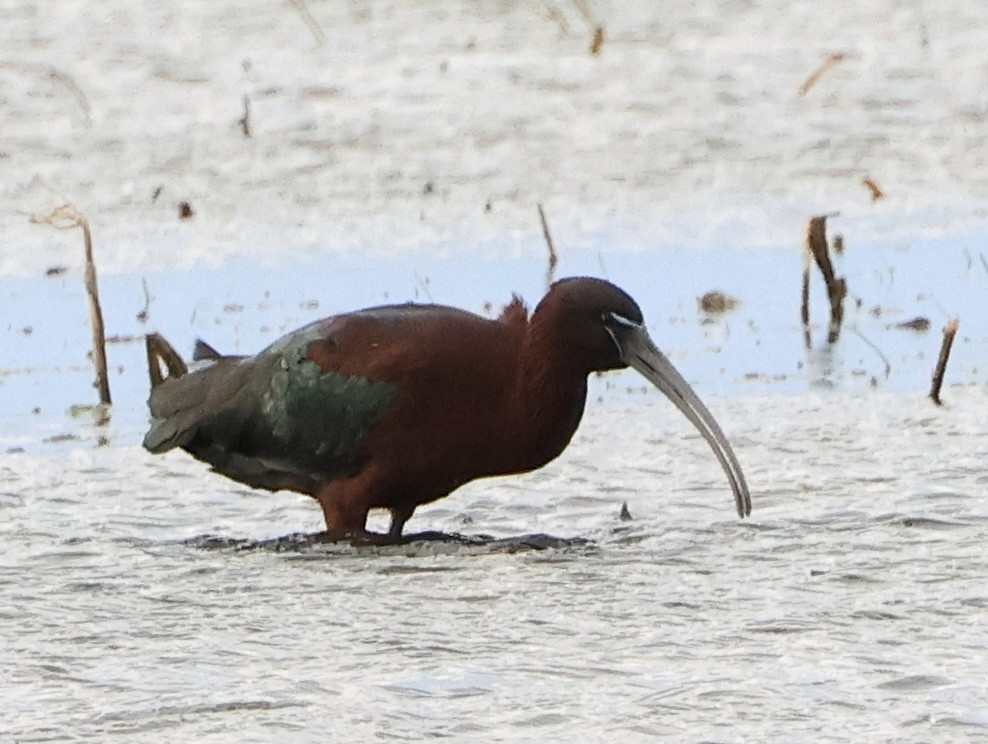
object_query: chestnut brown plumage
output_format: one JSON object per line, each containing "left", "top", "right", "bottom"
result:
{"left": 144, "top": 277, "right": 751, "bottom": 536}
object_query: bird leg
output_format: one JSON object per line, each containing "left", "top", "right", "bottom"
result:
{"left": 388, "top": 505, "right": 415, "bottom": 538}
{"left": 312, "top": 482, "right": 370, "bottom": 537}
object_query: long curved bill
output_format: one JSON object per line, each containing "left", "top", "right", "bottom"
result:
{"left": 612, "top": 320, "right": 751, "bottom": 517}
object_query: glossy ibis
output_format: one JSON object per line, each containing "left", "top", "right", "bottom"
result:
{"left": 143, "top": 277, "right": 751, "bottom": 536}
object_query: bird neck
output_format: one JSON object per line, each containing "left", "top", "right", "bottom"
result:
{"left": 513, "top": 316, "right": 589, "bottom": 470}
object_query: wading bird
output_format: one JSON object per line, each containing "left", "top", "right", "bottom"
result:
{"left": 143, "top": 277, "right": 751, "bottom": 537}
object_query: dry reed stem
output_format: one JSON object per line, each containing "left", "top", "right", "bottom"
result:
{"left": 289, "top": 0, "right": 326, "bottom": 44}
{"left": 798, "top": 52, "right": 846, "bottom": 96}
{"left": 801, "top": 245, "right": 812, "bottom": 348}
{"left": 930, "top": 318, "right": 959, "bottom": 406}
{"left": 802, "top": 215, "right": 847, "bottom": 345}
{"left": 48, "top": 67, "right": 92, "bottom": 124}
{"left": 849, "top": 327, "right": 892, "bottom": 380}
{"left": 537, "top": 204, "right": 559, "bottom": 289}
{"left": 30, "top": 205, "right": 111, "bottom": 405}
{"left": 862, "top": 176, "right": 884, "bottom": 201}
{"left": 137, "top": 278, "right": 151, "bottom": 323}
{"left": 239, "top": 95, "right": 252, "bottom": 138}
{"left": 569, "top": 0, "right": 596, "bottom": 24}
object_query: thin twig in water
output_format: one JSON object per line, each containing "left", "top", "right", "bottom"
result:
{"left": 239, "top": 95, "right": 252, "bottom": 138}
{"left": 798, "top": 52, "right": 846, "bottom": 96}
{"left": 849, "top": 326, "right": 892, "bottom": 380}
{"left": 48, "top": 67, "right": 91, "bottom": 124}
{"left": 911, "top": 0, "right": 930, "bottom": 49}
{"left": 0, "top": 62, "right": 91, "bottom": 124}
{"left": 30, "top": 205, "right": 111, "bottom": 405}
{"left": 800, "top": 246, "right": 812, "bottom": 349}
{"left": 929, "top": 318, "right": 959, "bottom": 406}
{"left": 569, "top": 0, "right": 604, "bottom": 55}
{"left": 537, "top": 204, "right": 559, "bottom": 289}
{"left": 545, "top": 5, "right": 570, "bottom": 35}
{"left": 570, "top": 0, "right": 596, "bottom": 24}
{"left": 289, "top": 0, "right": 326, "bottom": 44}
{"left": 138, "top": 278, "right": 152, "bottom": 323}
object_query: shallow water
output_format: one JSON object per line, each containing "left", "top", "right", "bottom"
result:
{"left": 3, "top": 0, "right": 988, "bottom": 274}
{"left": 3, "top": 232, "right": 987, "bottom": 447}
{"left": 3, "top": 390, "right": 988, "bottom": 742}
{"left": 3, "top": 0, "right": 988, "bottom": 741}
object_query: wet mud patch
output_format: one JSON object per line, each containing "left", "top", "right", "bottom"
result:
{"left": 183, "top": 530, "right": 592, "bottom": 556}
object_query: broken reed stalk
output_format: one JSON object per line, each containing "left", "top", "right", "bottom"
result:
{"left": 798, "top": 52, "right": 846, "bottom": 96}
{"left": 288, "top": 0, "right": 326, "bottom": 44}
{"left": 802, "top": 215, "right": 847, "bottom": 345}
{"left": 849, "top": 326, "right": 892, "bottom": 380}
{"left": 570, "top": 0, "right": 596, "bottom": 24}
{"left": 537, "top": 203, "right": 559, "bottom": 289}
{"left": 800, "top": 247, "right": 812, "bottom": 349}
{"left": 48, "top": 67, "right": 92, "bottom": 124}
{"left": 239, "top": 95, "right": 252, "bottom": 138}
{"left": 31, "top": 205, "right": 112, "bottom": 405}
{"left": 137, "top": 277, "right": 151, "bottom": 322}
{"left": 81, "top": 220, "right": 111, "bottom": 404}
{"left": 929, "top": 318, "right": 959, "bottom": 406}
{"left": 862, "top": 176, "right": 884, "bottom": 202}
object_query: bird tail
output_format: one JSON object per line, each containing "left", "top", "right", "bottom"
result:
{"left": 145, "top": 333, "right": 188, "bottom": 389}
{"left": 143, "top": 334, "right": 257, "bottom": 456}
